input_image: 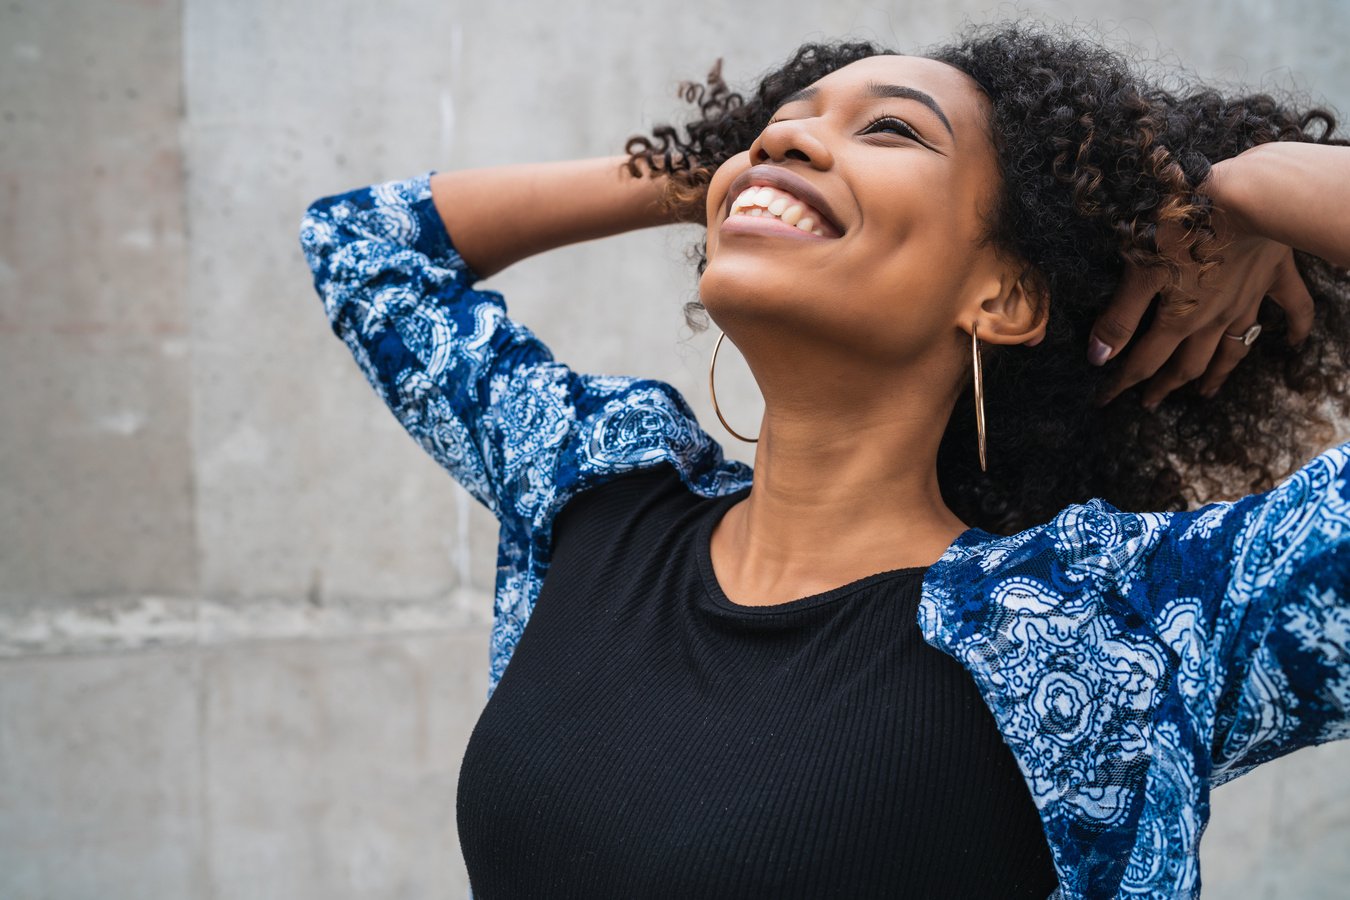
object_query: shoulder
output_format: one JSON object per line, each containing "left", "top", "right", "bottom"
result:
{"left": 926, "top": 498, "right": 1173, "bottom": 589}
{"left": 510, "top": 372, "right": 753, "bottom": 529}
{"left": 919, "top": 503, "right": 1205, "bottom": 897}
{"left": 552, "top": 461, "right": 689, "bottom": 535}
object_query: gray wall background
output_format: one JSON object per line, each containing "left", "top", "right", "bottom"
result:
{"left": 3, "top": 0, "right": 1349, "bottom": 896}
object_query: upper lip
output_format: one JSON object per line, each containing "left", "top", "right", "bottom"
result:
{"left": 724, "top": 166, "right": 846, "bottom": 235}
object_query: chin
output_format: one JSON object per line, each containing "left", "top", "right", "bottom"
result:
{"left": 697, "top": 260, "right": 798, "bottom": 328}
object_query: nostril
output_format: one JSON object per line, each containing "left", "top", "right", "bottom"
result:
{"left": 785, "top": 148, "right": 810, "bottom": 162}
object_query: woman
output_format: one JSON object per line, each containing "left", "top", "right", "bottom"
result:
{"left": 299, "top": 21, "right": 1350, "bottom": 900}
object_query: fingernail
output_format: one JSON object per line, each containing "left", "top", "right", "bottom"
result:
{"left": 1087, "top": 336, "right": 1112, "bottom": 366}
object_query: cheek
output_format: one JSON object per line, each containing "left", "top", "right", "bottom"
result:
{"left": 700, "top": 159, "right": 981, "bottom": 360}
{"left": 835, "top": 252, "right": 953, "bottom": 324}
{"left": 818, "top": 232, "right": 978, "bottom": 354}
{"left": 846, "top": 179, "right": 981, "bottom": 295}
{"left": 704, "top": 153, "right": 753, "bottom": 254}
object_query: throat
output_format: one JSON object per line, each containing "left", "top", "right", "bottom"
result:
{"left": 707, "top": 494, "right": 967, "bottom": 607}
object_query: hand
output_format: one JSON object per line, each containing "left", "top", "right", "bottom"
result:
{"left": 1087, "top": 162, "right": 1315, "bottom": 409}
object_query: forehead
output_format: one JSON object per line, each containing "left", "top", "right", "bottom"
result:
{"left": 796, "top": 54, "right": 988, "bottom": 138}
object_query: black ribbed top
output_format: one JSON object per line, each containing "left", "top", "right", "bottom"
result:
{"left": 456, "top": 463, "right": 1059, "bottom": 899}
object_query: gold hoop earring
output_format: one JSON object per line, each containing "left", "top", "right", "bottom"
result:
{"left": 709, "top": 330, "right": 759, "bottom": 443}
{"left": 973, "top": 322, "right": 987, "bottom": 472}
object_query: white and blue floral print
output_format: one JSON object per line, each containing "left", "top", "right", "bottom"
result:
{"left": 300, "top": 171, "right": 1350, "bottom": 900}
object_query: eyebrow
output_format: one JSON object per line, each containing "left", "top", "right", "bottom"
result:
{"left": 777, "top": 81, "right": 955, "bottom": 141}
{"left": 865, "top": 82, "right": 955, "bottom": 139}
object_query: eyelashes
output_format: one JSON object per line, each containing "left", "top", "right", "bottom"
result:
{"left": 861, "top": 115, "right": 921, "bottom": 141}
{"left": 763, "top": 114, "right": 922, "bottom": 142}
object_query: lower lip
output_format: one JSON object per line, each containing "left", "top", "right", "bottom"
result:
{"left": 719, "top": 213, "right": 837, "bottom": 241}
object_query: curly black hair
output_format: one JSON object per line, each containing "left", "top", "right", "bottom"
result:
{"left": 624, "top": 20, "right": 1350, "bottom": 535}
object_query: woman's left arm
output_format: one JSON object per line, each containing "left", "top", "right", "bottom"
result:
{"left": 1089, "top": 142, "right": 1347, "bottom": 407}
{"left": 1143, "top": 435, "right": 1350, "bottom": 786}
{"left": 1207, "top": 141, "right": 1350, "bottom": 269}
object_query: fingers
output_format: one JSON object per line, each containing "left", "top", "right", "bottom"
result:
{"left": 1091, "top": 243, "right": 1313, "bottom": 410}
{"left": 1194, "top": 317, "right": 1257, "bottom": 397}
{"left": 1134, "top": 322, "right": 1231, "bottom": 409}
{"left": 1189, "top": 255, "right": 1312, "bottom": 399}
{"left": 1088, "top": 262, "right": 1168, "bottom": 366}
{"left": 1268, "top": 250, "right": 1315, "bottom": 346}
{"left": 1103, "top": 303, "right": 1258, "bottom": 407}
{"left": 1092, "top": 292, "right": 1198, "bottom": 406}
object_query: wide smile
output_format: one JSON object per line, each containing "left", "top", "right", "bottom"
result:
{"left": 720, "top": 166, "right": 846, "bottom": 242}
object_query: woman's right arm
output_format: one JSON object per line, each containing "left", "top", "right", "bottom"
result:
{"left": 299, "top": 159, "right": 743, "bottom": 531}
{"left": 430, "top": 156, "right": 676, "bottom": 279}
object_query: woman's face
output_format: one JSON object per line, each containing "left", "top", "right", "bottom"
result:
{"left": 700, "top": 54, "right": 1021, "bottom": 372}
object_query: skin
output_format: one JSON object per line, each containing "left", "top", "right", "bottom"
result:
{"left": 428, "top": 55, "right": 1350, "bottom": 608}
{"left": 1091, "top": 218, "right": 1310, "bottom": 408}
{"left": 698, "top": 54, "right": 1046, "bottom": 605}
{"left": 1090, "top": 148, "right": 1327, "bottom": 408}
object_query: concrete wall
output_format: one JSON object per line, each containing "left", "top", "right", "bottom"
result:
{"left": 2, "top": 0, "right": 1348, "bottom": 896}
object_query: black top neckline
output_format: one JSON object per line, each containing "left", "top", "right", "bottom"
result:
{"left": 458, "top": 463, "right": 1059, "bottom": 898}
{"left": 695, "top": 484, "right": 930, "bottom": 616}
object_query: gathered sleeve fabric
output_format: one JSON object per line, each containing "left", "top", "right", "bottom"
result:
{"left": 919, "top": 436, "right": 1350, "bottom": 899}
{"left": 1140, "top": 437, "right": 1350, "bottom": 786}
{"left": 298, "top": 171, "right": 753, "bottom": 692}
{"left": 299, "top": 171, "right": 560, "bottom": 525}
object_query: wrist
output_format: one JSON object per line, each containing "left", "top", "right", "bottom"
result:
{"left": 618, "top": 153, "right": 694, "bottom": 227}
{"left": 1201, "top": 150, "right": 1263, "bottom": 239}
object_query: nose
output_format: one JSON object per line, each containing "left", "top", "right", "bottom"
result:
{"left": 749, "top": 118, "right": 834, "bottom": 169}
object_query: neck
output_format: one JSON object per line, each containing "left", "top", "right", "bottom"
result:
{"left": 710, "top": 367, "right": 974, "bottom": 605}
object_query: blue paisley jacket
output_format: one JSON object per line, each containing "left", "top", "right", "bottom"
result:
{"left": 299, "top": 171, "right": 1350, "bottom": 900}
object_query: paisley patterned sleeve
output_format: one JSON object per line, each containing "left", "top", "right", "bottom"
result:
{"left": 1148, "top": 437, "right": 1350, "bottom": 786}
{"left": 298, "top": 171, "right": 545, "bottom": 521}
{"left": 298, "top": 170, "right": 751, "bottom": 534}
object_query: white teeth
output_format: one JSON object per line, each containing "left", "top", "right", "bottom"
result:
{"left": 730, "top": 189, "right": 756, "bottom": 213}
{"left": 728, "top": 185, "right": 833, "bottom": 236}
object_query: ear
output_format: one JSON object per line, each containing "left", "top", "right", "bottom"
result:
{"left": 965, "top": 262, "right": 1049, "bottom": 347}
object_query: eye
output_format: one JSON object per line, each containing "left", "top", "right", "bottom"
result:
{"left": 862, "top": 115, "right": 921, "bottom": 141}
